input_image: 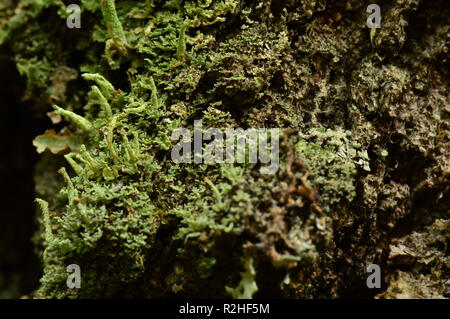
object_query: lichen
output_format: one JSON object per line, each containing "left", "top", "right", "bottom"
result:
{"left": 0, "top": 0, "right": 449, "bottom": 299}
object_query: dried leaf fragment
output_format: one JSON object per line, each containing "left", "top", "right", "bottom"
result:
{"left": 33, "top": 129, "right": 82, "bottom": 154}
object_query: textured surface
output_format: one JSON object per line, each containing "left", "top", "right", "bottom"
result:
{"left": 0, "top": 0, "right": 448, "bottom": 298}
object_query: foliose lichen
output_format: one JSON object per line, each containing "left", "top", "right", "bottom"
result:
{"left": 0, "top": 0, "right": 448, "bottom": 298}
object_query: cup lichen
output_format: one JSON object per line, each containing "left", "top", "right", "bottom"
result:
{"left": 0, "top": 0, "right": 448, "bottom": 298}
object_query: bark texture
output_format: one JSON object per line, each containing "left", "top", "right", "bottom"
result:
{"left": 0, "top": 0, "right": 448, "bottom": 298}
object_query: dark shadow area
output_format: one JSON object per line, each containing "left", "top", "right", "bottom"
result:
{"left": 0, "top": 54, "right": 42, "bottom": 298}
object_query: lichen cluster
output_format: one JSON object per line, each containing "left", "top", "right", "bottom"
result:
{"left": 0, "top": 0, "right": 448, "bottom": 298}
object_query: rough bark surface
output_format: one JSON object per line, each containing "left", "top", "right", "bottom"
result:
{"left": 0, "top": 0, "right": 448, "bottom": 298}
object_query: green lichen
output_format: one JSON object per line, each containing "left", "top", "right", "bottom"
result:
{"left": 225, "top": 255, "right": 258, "bottom": 299}
{"left": 295, "top": 126, "right": 372, "bottom": 212}
{"left": 35, "top": 198, "right": 53, "bottom": 244}
{"left": 52, "top": 105, "right": 93, "bottom": 131}
{"left": 0, "top": 0, "right": 449, "bottom": 299}
{"left": 100, "top": 0, "right": 128, "bottom": 55}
